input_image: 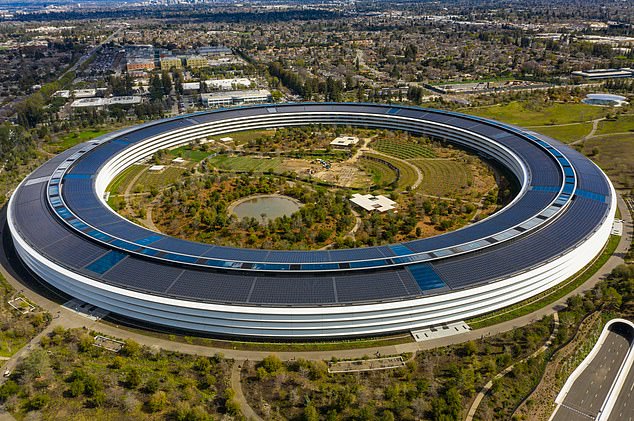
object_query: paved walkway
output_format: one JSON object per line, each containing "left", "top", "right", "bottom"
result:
{"left": 465, "top": 313, "right": 560, "bottom": 421}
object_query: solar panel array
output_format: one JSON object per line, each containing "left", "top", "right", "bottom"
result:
{"left": 9, "top": 103, "right": 613, "bottom": 306}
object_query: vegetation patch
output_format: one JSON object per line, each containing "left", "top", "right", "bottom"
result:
{"left": 207, "top": 155, "right": 285, "bottom": 173}
{"left": 0, "top": 328, "right": 236, "bottom": 420}
{"left": 0, "top": 274, "right": 50, "bottom": 358}
{"left": 410, "top": 159, "right": 473, "bottom": 197}
{"left": 359, "top": 157, "right": 398, "bottom": 188}
{"left": 595, "top": 114, "right": 634, "bottom": 136}
{"left": 468, "top": 101, "right": 606, "bottom": 126}
{"left": 583, "top": 133, "right": 634, "bottom": 189}
{"left": 243, "top": 319, "right": 555, "bottom": 420}
{"left": 372, "top": 138, "right": 435, "bottom": 159}
{"left": 530, "top": 122, "right": 593, "bottom": 144}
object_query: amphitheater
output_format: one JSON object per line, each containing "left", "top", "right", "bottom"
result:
{"left": 8, "top": 103, "right": 616, "bottom": 339}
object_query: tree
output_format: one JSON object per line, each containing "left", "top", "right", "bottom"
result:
{"left": 304, "top": 403, "right": 319, "bottom": 421}
{"left": 16, "top": 94, "right": 45, "bottom": 128}
{"left": 161, "top": 70, "right": 173, "bottom": 96}
{"left": 150, "top": 74, "right": 165, "bottom": 100}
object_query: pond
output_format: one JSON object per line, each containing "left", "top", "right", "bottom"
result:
{"left": 230, "top": 195, "right": 302, "bottom": 223}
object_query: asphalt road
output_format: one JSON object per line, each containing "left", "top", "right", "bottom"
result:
{"left": 609, "top": 350, "right": 634, "bottom": 421}
{"left": 552, "top": 325, "right": 633, "bottom": 421}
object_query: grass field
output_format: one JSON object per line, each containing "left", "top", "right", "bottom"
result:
{"left": 167, "top": 146, "right": 211, "bottom": 163}
{"left": 215, "top": 128, "right": 276, "bottom": 145}
{"left": 135, "top": 167, "right": 187, "bottom": 190}
{"left": 207, "top": 155, "right": 285, "bottom": 173}
{"left": 364, "top": 153, "right": 418, "bottom": 191}
{"left": 410, "top": 159, "right": 472, "bottom": 197}
{"left": 529, "top": 122, "right": 593, "bottom": 144}
{"left": 372, "top": 138, "right": 435, "bottom": 159}
{"left": 359, "top": 157, "right": 398, "bottom": 187}
{"left": 106, "top": 165, "right": 146, "bottom": 195}
{"left": 583, "top": 133, "right": 634, "bottom": 189}
{"left": 595, "top": 114, "right": 634, "bottom": 136}
{"left": 468, "top": 101, "right": 606, "bottom": 126}
{"left": 45, "top": 128, "right": 112, "bottom": 153}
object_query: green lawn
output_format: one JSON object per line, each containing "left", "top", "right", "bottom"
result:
{"left": 106, "top": 164, "right": 146, "bottom": 196}
{"left": 372, "top": 138, "right": 435, "bottom": 159}
{"left": 595, "top": 114, "right": 634, "bottom": 136}
{"left": 207, "top": 155, "right": 285, "bottom": 173}
{"left": 468, "top": 101, "right": 606, "bottom": 126}
{"left": 135, "top": 167, "right": 187, "bottom": 190}
{"left": 359, "top": 157, "right": 398, "bottom": 187}
{"left": 167, "top": 146, "right": 211, "bottom": 163}
{"left": 46, "top": 128, "right": 112, "bottom": 153}
{"left": 529, "top": 122, "right": 593, "bottom": 144}
{"left": 410, "top": 159, "right": 473, "bottom": 196}
{"left": 364, "top": 153, "right": 418, "bottom": 191}
{"left": 583, "top": 133, "right": 634, "bottom": 189}
{"left": 214, "top": 129, "right": 276, "bottom": 145}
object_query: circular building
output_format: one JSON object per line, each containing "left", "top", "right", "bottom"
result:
{"left": 582, "top": 93, "right": 628, "bottom": 107}
{"left": 8, "top": 103, "right": 616, "bottom": 339}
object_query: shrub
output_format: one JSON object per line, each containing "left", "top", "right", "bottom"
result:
{"left": 147, "top": 390, "right": 168, "bottom": 412}
{"left": 25, "top": 393, "right": 50, "bottom": 411}
{"left": 259, "top": 354, "right": 283, "bottom": 374}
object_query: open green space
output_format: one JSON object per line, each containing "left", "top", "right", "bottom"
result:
{"left": 359, "top": 157, "right": 398, "bottom": 187}
{"left": 595, "top": 114, "right": 634, "bottom": 136}
{"left": 583, "top": 133, "right": 634, "bottom": 189}
{"left": 468, "top": 101, "right": 606, "bottom": 126}
{"left": 45, "top": 128, "right": 112, "bottom": 153}
{"left": 530, "top": 122, "right": 593, "bottom": 144}
{"left": 106, "top": 164, "right": 146, "bottom": 196}
{"left": 410, "top": 159, "right": 472, "bottom": 197}
{"left": 207, "top": 155, "right": 285, "bottom": 173}
{"left": 214, "top": 128, "right": 276, "bottom": 145}
{"left": 372, "top": 138, "right": 435, "bottom": 159}
{"left": 135, "top": 167, "right": 187, "bottom": 191}
{"left": 364, "top": 153, "right": 418, "bottom": 191}
{"left": 167, "top": 146, "right": 212, "bottom": 163}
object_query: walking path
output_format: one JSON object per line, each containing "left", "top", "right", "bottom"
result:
{"left": 230, "top": 364, "right": 263, "bottom": 421}
{"left": 465, "top": 313, "right": 560, "bottom": 421}
{"left": 570, "top": 117, "right": 604, "bottom": 146}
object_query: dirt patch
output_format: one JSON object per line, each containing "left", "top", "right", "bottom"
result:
{"left": 314, "top": 162, "right": 371, "bottom": 188}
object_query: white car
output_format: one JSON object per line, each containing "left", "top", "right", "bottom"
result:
{"left": 3, "top": 370, "right": 10, "bottom": 378}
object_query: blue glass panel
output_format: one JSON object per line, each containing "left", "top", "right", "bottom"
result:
{"left": 389, "top": 244, "right": 413, "bottom": 256}
{"left": 349, "top": 259, "right": 387, "bottom": 269}
{"left": 87, "top": 230, "right": 112, "bottom": 242}
{"left": 63, "top": 173, "right": 91, "bottom": 179}
{"left": 575, "top": 189, "right": 607, "bottom": 203}
{"left": 110, "top": 239, "right": 140, "bottom": 252}
{"left": 163, "top": 253, "right": 198, "bottom": 264}
{"left": 136, "top": 235, "right": 163, "bottom": 246}
{"left": 301, "top": 263, "right": 340, "bottom": 271}
{"left": 54, "top": 206, "right": 72, "bottom": 219}
{"left": 85, "top": 251, "right": 126, "bottom": 274}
